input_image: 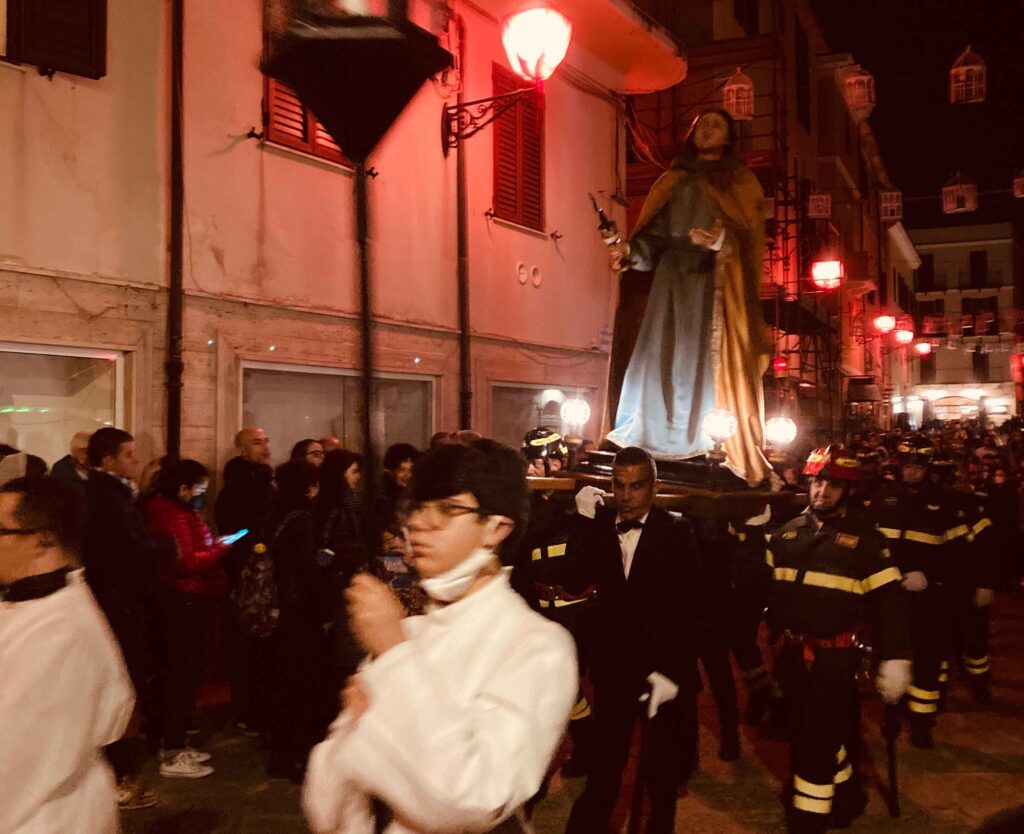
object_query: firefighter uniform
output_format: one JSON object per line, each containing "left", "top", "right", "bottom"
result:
{"left": 868, "top": 477, "right": 964, "bottom": 742}
{"left": 765, "top": 446, "right": 910, "bottom": 834}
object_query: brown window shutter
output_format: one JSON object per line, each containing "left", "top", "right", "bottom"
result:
{"left": 492, "top": 63, "right": 545, "bottom": 232}
{"left": 519, "top": 89, "right": 545, "bottom": 231}
{"left": 7, "top": 0, "right": 107, "bottom": 79}
{"left": 265, "top": 77, "right": 313, "bottom": 153}
{"left": 313, "top": 118, "right": 348, "bottom": 165}
{"left": 492, "top": 65, "right": 520, "bottom": 223}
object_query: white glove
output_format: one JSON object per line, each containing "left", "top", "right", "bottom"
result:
{"left": 876, "top": 659, "right": 912, "bottom": 705}
{"left": 575, "top": 485, "right": 606, "bottom": 519}
{"left": 974, "top": 588, "right": 995, "bottom": 608}
{"left": 901, "top": 571, "right": 928, "bottom": 592}
{"left": 643, "top": 671, "right": 679, "bottom": 719}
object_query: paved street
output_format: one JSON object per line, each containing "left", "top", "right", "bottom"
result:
{"left": 123, "top": 592, "right": 1024, "bottom": 834}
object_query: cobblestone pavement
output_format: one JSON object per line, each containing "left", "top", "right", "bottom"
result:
{"left": 123, "top": 592, "right": 1024, "bottom": 833}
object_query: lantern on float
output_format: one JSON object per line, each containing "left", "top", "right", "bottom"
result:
{"left": 873, "top": 314, "right": 896, "bottom": 334}
{"left": 703, "top": 409, "right": 737, "bottom": 444}
{"left": 765, "top": 417, "right": 798, "bottom": 447}
{"left": 914, "top": 341, "right": 932, "bottom": 356}
{"left": 843, "top": 65, "right": 876, "bottom": 120}
{"left": 807, "top": 191, "right": 832, "bottom": 219}
{"left": 811, "top": 255, "right": 843, "bottom": 290}
{"left": 880, "top": 189, "right": 903, "bottom": 222}
{"left": 942, "top": 173, "right": 978, "bottom": 214}
{"left": 723, "top": 67, "right": 755, "bottom": 121}
{"left": 949, "top": 46, "right": 986, "bottom": 104}
{"left": 501, "top": 4, "right": 573, "bottom": 84}
{"left": 1014, "top": 171, "right": 1024, "bottom": 199}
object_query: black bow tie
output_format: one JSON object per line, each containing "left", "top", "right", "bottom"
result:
{"left": 616, "top": 518, "right": 644, "bottom": 534}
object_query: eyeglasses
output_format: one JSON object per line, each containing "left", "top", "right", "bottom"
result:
{"left": 0, "top": 527, "right": 43, "bottom": 536}
{"left": 306, "top": 450, "right": 325, "bottom": 459}
{"left": 397, "top": 499, "right": 489, "bottom": 530}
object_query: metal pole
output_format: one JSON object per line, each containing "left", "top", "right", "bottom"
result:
{"left": 455, "top": 14, "right": 472, "bottom": 430}
{"left": 355, "top": 161, "right": 377, "bottom": 505}
{"left": 166, "top": 0, "right": 184, "bottom": 458}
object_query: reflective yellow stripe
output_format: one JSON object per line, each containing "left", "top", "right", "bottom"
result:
{"left": 863, "top": 567, "right": 902, "bottom": 592}
{"left": 793, "top": 795, "right": 832, "bottom": 814}
{"left": 878, "top": 527, "right": 902, "bottom": 539}
{"left": 765, "top": 548, "right": 775, "bottom": 568}
{"left": 531, "top": 548, "right": 542, "bottom": 561}
{"left": 972, "top": 517, "right": 992, "bottom": 536}
{"left": 965, "top": 663, "right": 991, "bottom": 676}
{"left": 909, "top": 701, "right": 938, "bottom": 714}
{"left": 774, "top": 567, "right": 798, "bottom": 582}
{"left": 964, "top": 655, "right": 990, "bottom": 667}
{"left": 803, "top": 571, "right": 864, "bottom": 594}
{"left": 538, "top": 596, "right": 590, "bottom": 609}
{"left": 940, "top": 660, "right": 949, "bottom": 669}
{"left": 737, "top": 532, "right": 747, "bottom": 542}
{"left": 532, "top": 543, "right": 567, "bottom": 561}
{"left": 834, "top": 764, "right": 853, "bottom": 784}
{"left": 794, "top": 776, "right": 835, "bottom": 799}
{"left": 938, "top": 671, "right": 949, "bottom": 683}
{"left": 835, "top": 746, "right": 847, "bottom": 765}
{"left": 908, "top": 686, "right": 940, "bottom": 701}
{"left": 570, "top": 697, "right": 592, "bottom": 721}
{"left": 944, "top": 524, "right": 970, "bottom": 542}
{"left": 904, "top": 530, "right": 945, "bottom": 545}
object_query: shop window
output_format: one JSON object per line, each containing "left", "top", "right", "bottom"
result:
{"left": 490, "top": 384, "right": 595, "bottom": 449}
{"left": 0, "top": 344, "right": 123, "bottom": 468}
{"left": 242, "top": 364, "right": 431, "bottom": 464}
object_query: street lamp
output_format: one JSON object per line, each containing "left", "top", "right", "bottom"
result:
{"left": 560, "top": 397, "right": 591, "bottom": 428}
{"left": 894, "top": 326, "right": 915, "bottom": 346}
{"left": 811, "top": 256, "right": 843, "bottom": 291}
{"left": 914, "top": 341, "right": 932, "bottom": 356}
{"left": 442, "top": 2, "right": 572, "bottom": 155}
{"left": 872, "top": 314, "right": 896, "bottom": 335}
{"left": 765, "top": 416, "right": 798, "bottom": 447}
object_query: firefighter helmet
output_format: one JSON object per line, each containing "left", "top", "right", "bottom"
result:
{"left": 803, "top": 445, "right": 861, "bottom": 482}
{"left": 896, "top": 434, "right": 936, "bottom": 466}
{"left": 522, "top": 427, "right": 567, "bottom": 461}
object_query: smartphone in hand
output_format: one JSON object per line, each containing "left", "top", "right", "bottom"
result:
{"left": 218, "top": 528, "right": 249, "bottom": 546}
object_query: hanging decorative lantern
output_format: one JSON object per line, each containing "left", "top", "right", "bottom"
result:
{"left": 807, "top": 191, "right": 832, "bottom": 219}
{"left": 772, "top": 355, "right": 788, "bottom": 374}
{"left": 1014, "top": 170, "right": 1024, "bottom": 199}
{"left": 723, "top": 67, "right": 755, "bottom": 122}
{"left": 942, "top": 173, "right": 978, "bottom": 214}
{"left": 765, "top": 417, "right": 798, "bottom": 447}
{"left": 949, "top": 46, "right": 986, "bottom": 104}
{"left": 811, "top": 255, "right": 843, "bottom": 290}
{"left": 843, "top": 64, "right": 876, "bottom": 120}
{"left": 559, "top": 397, "right": 591, "bottom": 427}
{"left": 914, "top": 341, "right": 933, "bottom": 356}
{"left": 501, "top": 3, "right": 573, "bottom": 84}
{"left": 873, "top": 314, "right": 897, "bottom": 334}
{"left": 894, "top": 316, "right": 915, "bottom": 345}
{"left": 880, "top": 189, "right": 903, "bottom": 222}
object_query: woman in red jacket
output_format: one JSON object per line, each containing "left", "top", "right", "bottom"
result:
{"left": 144, "top": 459, "right": 231, "bottom": 779}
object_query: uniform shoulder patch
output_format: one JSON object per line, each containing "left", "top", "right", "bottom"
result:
{"left": 927, "top": 504, "right": 940, "bottom": 511}
{"left": 835, "top": 533, "right": 859, "bottom": 548}
{"left": 781, "top": 530, "right": 798, "bottom": 540}
{"left": 883, "top": 496, "right": 898, "bottom": 505}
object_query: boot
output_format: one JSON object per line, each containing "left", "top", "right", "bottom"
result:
{"left": 908, "top": 715, "right": 934, "bottom": 749}
{"left": 828, "top": 779, "right": 867, "bottom": 829}
{"left": 972, "top": 673, "right": 993, "bottom": 705}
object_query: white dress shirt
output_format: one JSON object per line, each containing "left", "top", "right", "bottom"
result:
{"left": 303, "top": 570, "right": 577, "bottom": 834}
{"left": 0, "top": 571, "right": 134, "bottom": 834}
{"left": 616, "top": 511, "right": 650, "bottom": 579}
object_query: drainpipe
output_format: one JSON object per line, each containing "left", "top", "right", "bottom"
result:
{"left": 166, "top": 0, "right": 185, "bottom": 458}
{"left": 455, "top": 13, "right": 472, "bottom": 430}
{"left": 355, "top": 160, "right": 377, "bottom": 506}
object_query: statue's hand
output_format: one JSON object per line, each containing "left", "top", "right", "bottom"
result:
{"left": 609, "top": 241, "right": 631, "bottom": 271}
{"left": 689, "top": 219, "right": 724, "bottom": 248}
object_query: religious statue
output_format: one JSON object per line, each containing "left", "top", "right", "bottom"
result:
{"left": 604, "top": 108, "right": 772, "bottom": 486}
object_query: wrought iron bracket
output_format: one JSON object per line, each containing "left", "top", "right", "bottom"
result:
{"left": 441, "top": 85, "right": 539, "bottom": 156}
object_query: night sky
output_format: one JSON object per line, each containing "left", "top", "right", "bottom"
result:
{"left": 810, "top": 0, "right": 1024, "bottom": 229}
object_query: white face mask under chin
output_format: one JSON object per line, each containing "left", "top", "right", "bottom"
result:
{"left": 419, "top": 546, "right": 497, "bottom": 603}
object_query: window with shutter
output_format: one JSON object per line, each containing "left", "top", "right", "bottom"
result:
{"left": 492, "top": 63, "right": 545, "bottom": 232}
{"left": 264, "top": 76, "right": 350, "bottom": 167}
{"left": 4, "top": 0, "right": 106, "bottom": 79}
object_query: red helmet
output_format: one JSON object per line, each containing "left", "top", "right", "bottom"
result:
{"left": 803, "top": 445, "right": 861, "bottom": 482}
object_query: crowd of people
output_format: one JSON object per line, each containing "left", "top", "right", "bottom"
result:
{"left": 1, "top": 416, "right": 1021, "bottom": 833}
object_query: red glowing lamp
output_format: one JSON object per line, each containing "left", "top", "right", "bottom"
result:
{"left": 772, "top": 355, "right": 788, "bottom": 374}
{"left": 894, "top": 328, "right": 915, "bottom": 345}
{"left": 914, "top": 341, "right": 932, "bottom": 356}
{"left": 811, "top": 258, "right": 843, "bottom": 290}
{"left": 502, "top": 4, "right": 573, "bottom": 84}
{"left": 873, "top": 314, "right": 896, "bottom": 334}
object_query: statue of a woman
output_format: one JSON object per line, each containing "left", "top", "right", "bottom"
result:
{"left": 605, "top": 108, "right": 772, "bottom": 486}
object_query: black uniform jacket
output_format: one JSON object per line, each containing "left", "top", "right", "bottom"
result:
{"left": 766, "top": 508, "right": 910, "bottom": 661}
{"left": 567, "top": 504, "right": 707, "bottom": 694}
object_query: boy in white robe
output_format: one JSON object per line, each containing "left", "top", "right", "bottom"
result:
{"left": 304, "top": 440, "right": 577, "bottom": 834}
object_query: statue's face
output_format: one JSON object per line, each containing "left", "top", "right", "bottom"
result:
{"left": 693, "top": 112, "right": 729, "bottom": 151}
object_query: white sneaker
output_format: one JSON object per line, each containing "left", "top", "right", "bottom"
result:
{"left": 159, "top": 751, "right": 214, "bottom": 779}
{"left": 159, "top": 748, "right": 211, "bottom": 764}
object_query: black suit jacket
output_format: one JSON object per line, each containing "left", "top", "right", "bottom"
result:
{"left": 569, "top": 504, "right": 706, "bottom": 694}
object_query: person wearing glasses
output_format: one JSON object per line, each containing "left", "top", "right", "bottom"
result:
{"left": 303, "top": 440, "right": 577, "bottom": 834}
{"left": 292, "top": 438, "right": 327, "bottom": 468}
{"left": 0, "top": 477, "right": 134, "bottom": 833}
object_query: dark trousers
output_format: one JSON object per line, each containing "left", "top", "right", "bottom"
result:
{"left": 950, "top": 586, "right": 992, "bottom": 679}
{"left": 565, "top": 679, "right": 695, "bottom": 834}
{"left": 161, "top": 590, "right": 214, "bottom": 751}
{"left": 700, "top": 638, "right": 739, "bottom": 742}
{"left": 228, "top": 612, "right": 271, "bottom": 731}
{"left": 907, "top": 586, "right": 952, "bottom": 724}
{"left": 776, "top": 645, "right": 861, "bottom": 834}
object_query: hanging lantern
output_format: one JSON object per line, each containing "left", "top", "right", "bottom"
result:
{"left": 811, "top": 256, "right": 843, "bottom": 290}
{"left": 949, "top": 46, "right": 986, "bottom": 104}
{"left": 843, "top": 64, "right": 876, "bottom": 121}
{"left": 880, "top": 189, "right": 903, "bottom": 222}
{"left": 873, "top": 314, "right": 896, "bottom": 334}
{"left": 942, "top": 173, "right": 978, "bottom": 214}
{"left": 914, "top": 341, "right": 933, "bottom": 356}
{"left": 772, "top": 355, "right": 789, "bottom": 374}
{"left": 501, "top": 4, "right": 573, "bottom": 84}
{"left": 723, "top": 67, "right": 755, "bottom": 121}
{"left": 765, "top": 417, "right": 798, "bottom": 447}
{"left": 1014, "top": 171, "right": 1024, "bottom": 199}
{"left": 807, "top": 191, "right": 832, "bottom": 219}
{"left": 894, "top": 316, "right": 915, "bottom": 345}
